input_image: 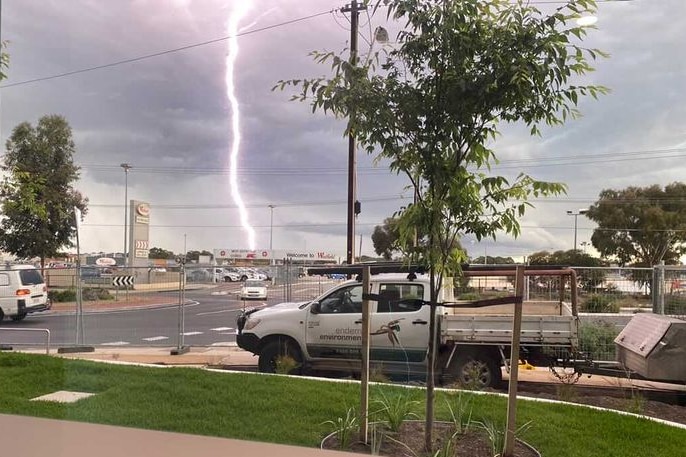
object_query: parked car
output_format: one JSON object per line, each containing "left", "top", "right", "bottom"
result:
{"left": 250, "top": 269, "right": 269, "bottom": 281}
{"left": 239, "top": 280, "right": 268, "bottom": 300}
{"left": 186, "top": 269, "right": 212, "bottom": 282}
{"left": 257, "top": 269, "right": 273, "bottom": 281}
{"left": 0, "top": 264, "right": 50, "bottom": 321}
{"left": 80, "top": 266, "right": 102, "bottom": 278}
{"left": 223, "top": 270, "right": 242, "bottom": 282}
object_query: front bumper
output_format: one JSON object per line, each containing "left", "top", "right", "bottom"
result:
{"left": 240, "top": 290, "right": 267, "bottom": 300}
{"left": 236, "top": 332, "right": 260, "bottom": 354}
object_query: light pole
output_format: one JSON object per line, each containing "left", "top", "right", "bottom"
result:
{"left": 566, "top": 209, "right": 588, "bottom": 252}
{"left": 120, "top": 163, "right": 132, "bottom": 267}
{"left": 268, "top": 205, "right": 275, "bottom": 252}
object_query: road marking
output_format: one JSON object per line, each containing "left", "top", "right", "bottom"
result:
{"left": 211, "top": 291, "right": 229, "bottom": 295}
{"left": 217, "top": 332, "right": 235, "bottom": 335}
{"left": 211, "top": 327, "right": 233, "bottom": 331}
{"left": 210, "top": 342, "right": 237, "bottom": 347}
{"left": 197, "top": 310, "right": 233, "bottom": 316}
{"left": 100, "top": 341, "right": 130, "bottom": 346}
{"left": 182, "top": 331, "right": 203, "bottom": 336}
{"left": 142, "top": 336, "right": 169, "bottom": 341}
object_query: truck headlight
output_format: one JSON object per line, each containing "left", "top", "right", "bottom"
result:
{"left": 244, "top": 318, "right": 261, "bottom": 331}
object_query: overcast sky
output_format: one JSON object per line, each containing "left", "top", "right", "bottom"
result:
{"left": 1, "top": 0, "right": 684, "bottom": 261}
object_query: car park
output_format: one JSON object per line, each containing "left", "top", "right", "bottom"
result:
{"left": 239, "top": 280, "right": 268, "bottom": 300}
{"left": 0, "top": 264, "right": 50, "bottom": 321}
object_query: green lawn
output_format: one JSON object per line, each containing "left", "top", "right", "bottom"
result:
{"left": 0, "top": 353, "right": 683, "bottom": 456}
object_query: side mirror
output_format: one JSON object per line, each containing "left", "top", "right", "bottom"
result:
{"left": 310, "top": 302, "right": 321, "bottom": 314}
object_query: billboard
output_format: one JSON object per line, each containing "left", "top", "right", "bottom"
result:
{"left": 128, "top": 200, "right": 150, "bottom": 267}
{"left": 213, "top": 248, "right": 340, "bottom": 263}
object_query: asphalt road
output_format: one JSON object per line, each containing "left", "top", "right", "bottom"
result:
{"left": 0, "top": 279, "right": 336, "bottom": 348}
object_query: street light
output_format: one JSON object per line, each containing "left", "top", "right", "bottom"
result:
{"left": 120, "top": 163, "right": 132, "bottom": 267}
{"left": 268, "top": 204, "right": 275, "bottom": 252}
{"left": 566, "top": 209, "right": 588, "bottom": 252}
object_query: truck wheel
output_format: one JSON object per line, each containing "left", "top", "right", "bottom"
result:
{"left": 258, "top": 340, "right": 303, "bottom": 375}
{"left": 10, "top": 312, "right": 27, "bottom": 322}
{"left": 449, "top": 352, "right": 502, "bottom": 389}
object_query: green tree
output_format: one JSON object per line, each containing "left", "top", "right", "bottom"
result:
{"left": 528, "top": 249, "right": 607, "bottom": 290}
{"left": 372, "top": 216, "right": 460, "bottom": 260}
{"left": 148, "top": 247, "right": 176, "bottom": 260}
{"left": 277, "top": 0, "right": 605, "bottom": 450}
{"left": 371, "top": 217, "right": 400, "bottom": 260}
{"left": 185, "top": 250, "right": 214, "bottom": 262}
{"left": 0, "top": 115, "right": 88, "bottom": 268}
{"left": 471, "top": 255, "right": 515, "bottom": 265}
{"left": 586, "top": 183, "right": 686, "bottom": 266}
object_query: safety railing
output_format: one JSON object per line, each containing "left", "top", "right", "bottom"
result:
{"left": 0, "top": 328, "right": 51, "bottom": 354}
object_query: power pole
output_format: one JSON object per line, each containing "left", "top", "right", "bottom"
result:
{"left": 342, "top": 0, "right": 365, "bottom": 265}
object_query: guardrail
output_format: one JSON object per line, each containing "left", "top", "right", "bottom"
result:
{"left": 0, "top": 328, "right": 51, "bottom": 354}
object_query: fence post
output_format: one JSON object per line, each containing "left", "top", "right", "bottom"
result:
{"left": 503, "top": 265, "right": 525, "bottom": 457}
{"left": 653, "top": 262, "right": 665, "bottom": 314}
{"left": 171, "top": 258, "right": 189, "bottom": 355}
{"left": 286, "top": 259, "right": 292, "bottom": 302}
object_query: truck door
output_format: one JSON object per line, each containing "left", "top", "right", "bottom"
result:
{"left": 305, "top": 283, "right": 364, "bottom": 359}
{"left": 370, "top": 282, "right": 429, "bottom": 363}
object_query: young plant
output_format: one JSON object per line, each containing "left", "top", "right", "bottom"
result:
{"left": 369, "top": 423, "right": 385, "bottom": 456}
{"left": 274, "top": 355, "right": 300, "bottom": 375}
{"left": 446, "top": 391, "right": 473, "bottom": 435}
{"left": 372, "top": 390, "right": 420, "bottom": 432}
{"left": 369, "top": 364, "right": 390, "bottom": 383}
{"left": 476, "top": 419, "right": 505, "bottom": 457}
{"left": 322, "top": 407, "right": 359, "bottom": 450}
{"left": 432, "top": 431, "right": 458, "bottom": 457}
{"left": 551, "top": 367, "right": 581, "bottom": 403}
{"left": 619, "top": 366, "right": 646, "bottom": 416}
{"left": 475, "top": 419, "right": 533, "bottom": 457}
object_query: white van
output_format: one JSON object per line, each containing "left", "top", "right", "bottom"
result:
{"left": 0, "top": 264, "right": 50, "bottom": 321}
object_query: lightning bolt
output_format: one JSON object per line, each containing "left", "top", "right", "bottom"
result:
{"left": 226, "top": 2, "right": 256, "bottom": 250}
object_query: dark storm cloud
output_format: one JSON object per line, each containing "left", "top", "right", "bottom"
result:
{"left": 1, "top": 0, "right": 685, "bottom": 257}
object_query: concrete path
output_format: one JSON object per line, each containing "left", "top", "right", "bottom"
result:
{"left": 1, "top": 413, "right": 361, "bottom": 457}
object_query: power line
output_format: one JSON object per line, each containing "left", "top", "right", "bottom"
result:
{"left": 0, "top": 0, "right": 631, "bottom": 90}
{"left": 84, "top": 194, "right": 686, "bottom": 211}
{"left": 0, "top": 8, "right": 337, "bottom": 90}
{"left": 80, "top": 220, "right": 686, "bottom": 234}
{"left": 76, "top": 147, "right": 686, "bottom": 176}
{"left": 87, "top": 195, "right": 407, "bottom": 210}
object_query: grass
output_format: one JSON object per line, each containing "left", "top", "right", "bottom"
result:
{"left": 0, "top": 353, "right": 684, "bottom": 456}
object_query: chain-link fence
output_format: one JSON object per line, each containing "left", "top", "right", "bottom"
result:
{"left": 4, "top": 263, "right": 682, "bottom": 359}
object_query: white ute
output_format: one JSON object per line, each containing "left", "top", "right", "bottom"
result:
{"left": 236, "top": 267, "right": 579, "bottom": 388}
